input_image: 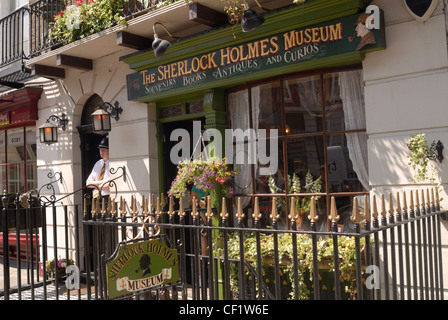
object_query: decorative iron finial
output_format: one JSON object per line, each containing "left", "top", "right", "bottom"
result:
{"left": 178, "top": 197, "right": 186, "bottom": 218}
{"left": 191, "top": 196, "right": 199, "bottom": 219}
{"left": 380, "top": 194, "right": 387, "bottom": 219}
{"left": 350, "top": 197, "right": 363, "bottom": 224}
{"left": 308, "top": 197, "right": 319, "bottom": 223}
{"left": 371, "top": 194, "right": 378, "bottom": 220}
{"left": 395, "top": 192, "right": 401, "bottom": 217}
{"left": 402, "top": 191, "right": 407, "bottom": 213}
{"left": 205, "top": 195, "right": 213, "bottom": 220}
{"left": 270, "top": 197, "right": 280, "bottom": 222}
{"left": 236, "top": 197, "right": 245, "bottom": 221}
{"left": 329, "top": 196, "right": 340, "bottom": 223}
{"left": 363, "top": 195, "right": 370, "bottom": 222}
{"left": 388, "top": 193, "right": 394, "bottom": 217}
{"left": 253, "top": 197, "right": 262, "bottom": 221}
{"left": 288, "top": 197, "right": 298, "bottom": 222}
{"left": 221, "top": 197, "right": 229, "bottom": 220}
{"left": 119, "top": 196, "right": 126, "bottom": 217}
{"left": 155, "top": 196, "right": 162, "bottom": 218}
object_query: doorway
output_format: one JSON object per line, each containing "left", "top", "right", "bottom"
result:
{"left": 77, "top": 94, "right": 105, "bottom": 191}
{"left": 161, "top": 117, "right": 205, "bottom": 196}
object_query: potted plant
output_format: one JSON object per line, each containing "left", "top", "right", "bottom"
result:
{"left": 46, "top": 257, "right": 75, "bottom": 284}
{"left": 407, "top": 133, "right": 438, "bottom": 183}
{"left": 268, "top": 170, "right": 321, "bottom": 227}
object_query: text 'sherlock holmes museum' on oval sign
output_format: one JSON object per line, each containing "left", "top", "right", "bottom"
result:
{"left": 105, "top": 239, "right": 179, "bottom": 299}
{"left": 126, "top": 11, "right": 385, "bottom": 101}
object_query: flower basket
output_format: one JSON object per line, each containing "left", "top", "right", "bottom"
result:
{"left": 45, "top": 258, "right": 75, "bottom": 284}
{"left": 168, "top": 157, "right": 237, "bottom": 210}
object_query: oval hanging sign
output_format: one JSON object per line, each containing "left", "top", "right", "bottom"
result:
{"left": 404, "top": 0, "right": 438, "bottom": 22}
{"left": 105, "top": 239, "right": 179, "bottom": 299}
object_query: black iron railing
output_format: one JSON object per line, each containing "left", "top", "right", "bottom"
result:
{"left": 0, "top": 7, "right": 28, "bottom": 67}
{"left": 0, "top": 0, "right": 164, "bottom": 70}
{"left": 0, "top": 188, "right": 445, "bottom": 300}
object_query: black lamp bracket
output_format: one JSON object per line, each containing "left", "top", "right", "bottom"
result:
{"left": 99, "top": 101, "right": 123, "bottom": 122}
{"left": 250, "top": 0, "right": 269, "bottom": 11}
{"left": 153, "top": 22, "right": 179, "bottom": 39}
{"left": 46, "top": 113, "right": 69, "bottom": 131}
{"left": 427, "top": 140, "right": 444, "bottom": 163}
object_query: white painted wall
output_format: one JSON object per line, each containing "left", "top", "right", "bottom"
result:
{"left": 364, "top": 0, "right": 448, "bottom": 298}
{"left": 35, "top": 48, "right": 158, "bottom": 263}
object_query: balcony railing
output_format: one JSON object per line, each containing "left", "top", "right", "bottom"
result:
{"left": 28, "top": 0, "right": 164, "bottom": 57}
{"left": 0, "top": 7, "right": 29, "bottom": 68}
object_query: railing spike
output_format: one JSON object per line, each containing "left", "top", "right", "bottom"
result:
{"left": 156, "top": 196, "right": 162, "bottom": 218}
{"left": 421, "top": 189, "right": 425, "bottom": 213}
{"left": 388, "top": 193, "right": 394, "bottom": 217}
{"left": 330, "top": 196, "right": 340, "bottom": 223}
{"left": 289, "top": 197, "right": 298, "bottom": 222}
{"left": 431, "top": 188, "right": 435, "bottom": 207}
{"left": 396, "top": 192, "right": 401, "bottom": 216}
{"left": 253, "top": 197, "right": 262, "bottom": 221}
{"left": 151, "top": 193, "right": 156, "bottom": 209}
{"left": 270, "top": 197, "right": 280, "bottom": 222}
{"left": 120, "top": 196, "right": 127, "bottom": 217}
{"left": 178, "top": 197, "right": 186, "bottom": 218}
{"left": 236, "top": 197, "right": 245, "bottom": 221}
{"left": 363, "top": 195, "right": 370, "bottom": 222}
{"left": 168, "top": 195, "right": 175, "bottom": 218}
{"left": 380, "top": 194, "right": 387, "bottom": 219}
{"left": 131, "top": 195, "right": 138, "bottom": 217}
{"left": 371, "top": 194, "right": 378, "bottom": 220}
{"left": 205, "top": 195, "right": 213, "bottom": 220}
{"left": 350, "top": 197, "right": 362, "bottom": 224}
{"left": 221, "top": 197, "right": 229, "bottom": 220}
{"left": 308, "top": 196, "right": 318, "bottom": 223}
{"left": 402, "top": 191, "right": 407, "bottom": 213}
{"left": 409, "top": 190, "right": 414, "bottom": 211}
{"left": 191, "top": 195, "right": 199, "bottom": 219}
{"left": 426, "top": 188, "right": 431, "bottom": 209}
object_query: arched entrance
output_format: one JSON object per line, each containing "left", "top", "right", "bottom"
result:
{"left": 76, "top": 94, "right": 106, "bottom": 188}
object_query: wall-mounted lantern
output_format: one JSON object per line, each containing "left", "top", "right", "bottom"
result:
{"left": 152, "top": 22, "right": 178, "bottom": 58}
{"left": 91, "top": 101, "right": 123, "bottom": 135}
{"left": 39, "top": 114, "right": 69, "bottom": 144}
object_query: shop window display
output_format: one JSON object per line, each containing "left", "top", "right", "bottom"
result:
{"left": 0, "top": 127, "right": 37, "bottom": 194}
{"left": 227, "top": 69, "right": 368, "bottom": 231}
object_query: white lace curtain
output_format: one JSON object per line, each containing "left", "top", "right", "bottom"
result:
{"left": 338, "top": 70, "right": 370, "bottom": 191}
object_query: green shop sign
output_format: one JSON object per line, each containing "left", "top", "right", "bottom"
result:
{"left": 126, "top": 11, "right": 385, "bottom": 101}
{"left": 105, "top": 239, "right": 179, "bottom": 299}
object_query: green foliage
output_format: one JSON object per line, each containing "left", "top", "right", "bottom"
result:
{"left": 49, "top": 0, "right": 127, "bottom": 44}
{"left": 222, "top": 232, "right": 367, "bottom": 299}
{"left": 268, "top": 171, "right": 321, "bottom": 214}
{"left": 407, "top": 133, "right": 437, "bottom": 184}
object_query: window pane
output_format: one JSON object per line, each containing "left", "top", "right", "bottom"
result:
{"left": 26, "top": 162, "right": 37, "bottom": 191}
{"left": 286, "top": 136, "right": 325, "bottom": 188}
{"left": 326, "top": 135, "right": 366, "bottom": 193}
{"left": 284, "top": 76, "right": 323, "bottom": 135}
{"left": 256, "top": 139, "right": 283, "bottom": 194}
{"left": 252, "top": 82, "right": 282, "bottom": 132}
{"left": 7, "top": 128, "right": 24, "bottom": 163}
{"left": 323, "top": 73, "right": 345, "bottom": 132}
{"left": 8, "top": 164, "right": 24, "bottom": 194}
{"left": 26, "top": 127, "right": 37, "bottom": 161}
